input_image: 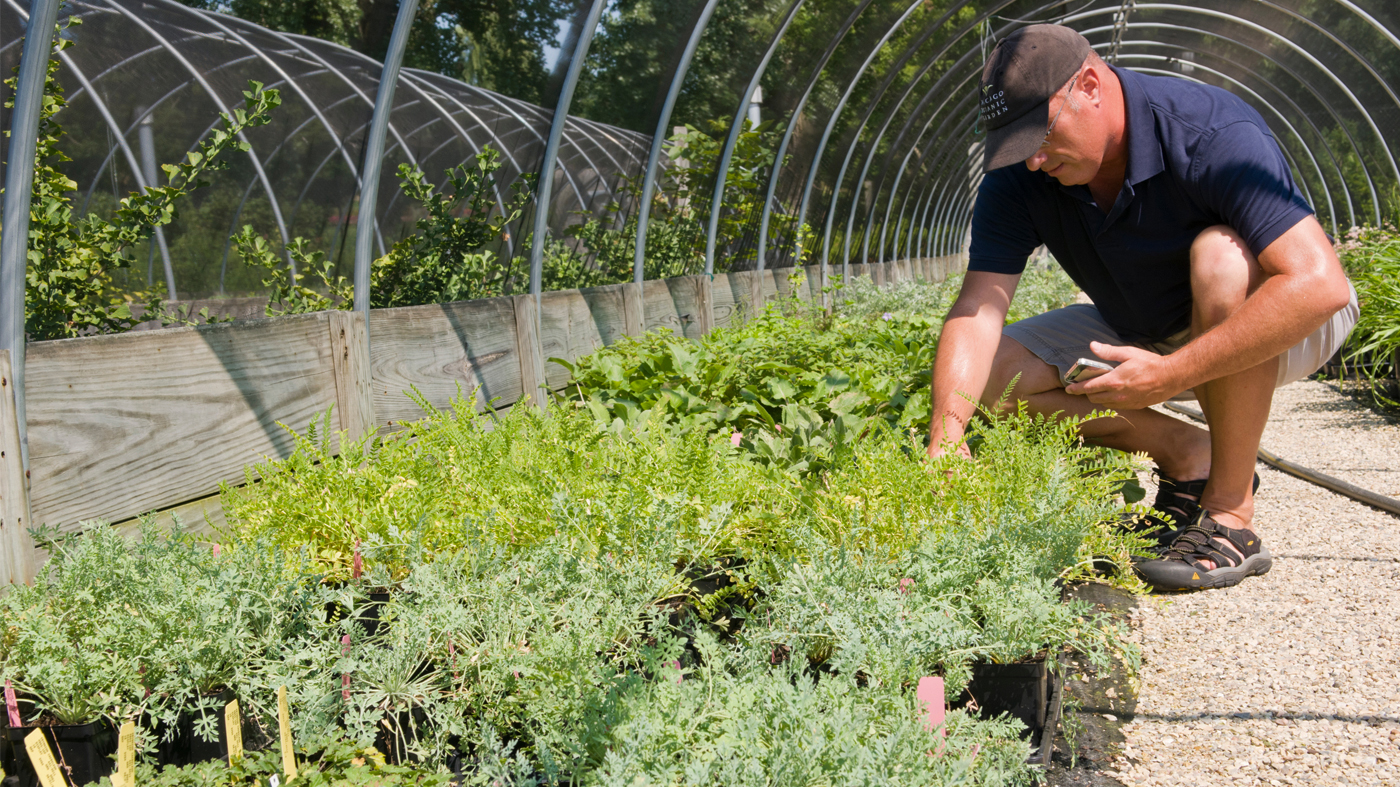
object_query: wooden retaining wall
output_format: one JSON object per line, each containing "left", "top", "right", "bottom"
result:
{"left": 0, "top": 256, "right": 966, "bottom": 583}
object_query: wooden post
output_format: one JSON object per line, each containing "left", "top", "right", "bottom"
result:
{"left": 622, "top": 282, "right": 644, "bottom": 337}
{"left": 873, "top": 263, "right": 886, "bottom": 287}
{"left": 749, "top": 271, "right": 764, "bottom": 318}
{"left": 0, "top": 350, "right": 34, "bottom": 585}
{"left": 695, "top": 275, "right": 714, "bottom": 335}
{"left": 328, "top": 311, "right": 373, "bottom": 443}
{"left": 513, "top": 295, "right": 546, "bottom": 410}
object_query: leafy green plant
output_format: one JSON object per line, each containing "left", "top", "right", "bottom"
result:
{"left": 1336, "top": 224, "right": 1400, "bottom": 408}
{"left": 234, "top": 230, "right": 353, "bottom": 316}
{"left": 371, "top": 151, "right": 535, "bottom": 307}
{"left": 14, "top": 19, "right": 281, "bottom": 340}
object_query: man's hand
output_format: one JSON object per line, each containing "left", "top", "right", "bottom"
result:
{"left": 926, "top": 438, "right": 973, "bottom": 463}
{"left": 1064, "top": 340, "right": 1184, "bottom": 410}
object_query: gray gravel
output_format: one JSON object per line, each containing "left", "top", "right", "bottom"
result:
{"left": 1109, "top": 381, "right": 1400, "bottom": 786}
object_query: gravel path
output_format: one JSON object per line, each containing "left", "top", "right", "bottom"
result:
{"left": 1109, "top": 381, "right": 1400, "bottom": 786}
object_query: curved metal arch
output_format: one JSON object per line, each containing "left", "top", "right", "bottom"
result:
{"left": 823, "top": 0, "right": 1024, "bottom": 269}
{"left": 704, "top": 0, "right": 806, "bottom": 275}
{"left": 529, "top": 0, "right": 607, "bottom": 299}
{"left": 633, "top": 0, "right": 722, "bottom": 283}
{"left": 909, "top": 119, "right": 981, "bottom": 260}
{"left": 847, "top": 8, "right": 1044, "bottom": 268}
{"left": 786, "top": 0, "right": 932, "bottom": 284}
{"left": 879, "top": 91, "right": 980, "bottom": 263}
{"left": 860, "top": 43, "right": 993, "bottom": 265}
{"left": 159, "top": 2, "right": 369, "bottom": 204}
{"left": 753, "top": 0, "right": 880, "bottom": 271}
{"left": 3, "top": 0, "right": 183, "bottom": 296}
{"left": 1062, "top": 3, "right": 1395, "bottom": 222}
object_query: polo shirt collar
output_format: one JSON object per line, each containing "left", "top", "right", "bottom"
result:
{"left": 1114, "top": 65, "right": 1165, "bottom": 186}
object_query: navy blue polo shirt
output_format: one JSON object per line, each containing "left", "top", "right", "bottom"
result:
{"left": 968, "top": 65, "right": 1314, "bottom": 343}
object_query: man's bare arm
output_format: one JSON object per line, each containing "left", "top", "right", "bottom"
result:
{"left": 927, "top": 271, "right": 1020, "bottom": 459}
{"left": 1071, "top": 216, "right": 1351, "bottom": 408}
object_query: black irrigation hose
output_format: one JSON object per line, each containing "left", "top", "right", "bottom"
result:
{"left": 1161, "top": 402, "right": 1400, "bottom": 517}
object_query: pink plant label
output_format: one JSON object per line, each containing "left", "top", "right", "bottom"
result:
{"left": 341, "top": 635, "right": 352, "bottom": 701}
{"left": 916, "top": 676, "right": 946, "bottom": 735}
{"left": 211, "top": 543, "right": 221, "bottom": 557}
{"left": 5, "top": 680, "right": 20, "bottom": 727}
{"left": 917, "top": 675, "right": 948, "bottom": 757}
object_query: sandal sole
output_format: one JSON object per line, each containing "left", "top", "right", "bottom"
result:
{"left": 1136, "top": 547, "right": 1273, "bottom": 592}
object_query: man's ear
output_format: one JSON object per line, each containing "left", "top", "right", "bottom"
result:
{"left": 1077, "top": 65, "right": 1104, "bottom": 107}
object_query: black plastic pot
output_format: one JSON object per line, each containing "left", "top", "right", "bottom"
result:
{"left": 3, "top": 722, "right": 116, "bottom": 787}
{"left": 959, "top": 651, "right": 1063, "bottom": 763}
{"left": 326, "top": 591, "right": 395, "bottom": 640}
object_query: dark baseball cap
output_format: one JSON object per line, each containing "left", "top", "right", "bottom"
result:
{"left": 978, "top": 25, "right": 1092, "bottom": 172}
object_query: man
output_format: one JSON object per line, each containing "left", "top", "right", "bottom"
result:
{"left": 926, "top": 25, "right": 1357, "bottom": 591}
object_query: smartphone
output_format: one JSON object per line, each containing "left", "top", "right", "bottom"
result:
{"left": 1062, "top": 357, "right": 1114, "bottom": 386}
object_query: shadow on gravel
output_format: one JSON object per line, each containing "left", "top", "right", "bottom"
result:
{"left": 1046, "top": 583, "right": 1138, "bottom": 787}
{"left": 1132, "top": 711, "right": 1400, "bottom": 724}
{"left": 1274, "top": 553, "right": 1400, "bottom": 563}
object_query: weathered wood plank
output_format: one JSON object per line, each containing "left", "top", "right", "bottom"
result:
{"left": 0, "top": 351, "right": 37, "bottom": 584}
{"left": 538, "top": 285, "right": 629, "bottom": 391}
{"left": 695, "top": 275, "right": 715, "bottom": 335}
{"left": 113, "top": 492, "right": 224, "bottom": 540}
{"left": 622, "top": 282, "right": 644, "bottom": 337}
{"left": 514, "top": 295, "right": 546, "bottom": 410}
{"left": 328, "top": 311, "right": 373, "bottom": 443}
{"left": 369, "top": 297, "right": 522, "bottom": 425}
{"left": 643, "top": 276, "right": 706, "bottom": 339}
{"left": 25, "top": 313, "right": 339, "bottom": 531}
{"left": 712, "top": 271, "right": 760, "bottom": 329}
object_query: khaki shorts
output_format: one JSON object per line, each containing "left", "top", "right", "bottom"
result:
{"left": 1002, "top": 283, "right": 1359, "bottom": 401}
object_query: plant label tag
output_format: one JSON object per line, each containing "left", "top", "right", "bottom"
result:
{"left": 5, "top": 680, "right": 20, "bottom": 727}
{"left": 24, "top": 730, "right": 65, "bottom": 787}
{"left": 116, "top": 721, "right": 136, "bottom": 787}
{"left": 225, "top": 699, "right": 244, "bottom": 765}
{"left": 916, "top": 675, "right": 946, "bottom": 734}
{"left": 277, "top": 686, "right": 298, "bottom": 780}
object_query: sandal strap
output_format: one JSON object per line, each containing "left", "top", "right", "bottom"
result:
{"left": 1162, "top": 510, "right": 1262, "bottom": 568}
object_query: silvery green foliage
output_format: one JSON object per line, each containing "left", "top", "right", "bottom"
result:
{"left": 588, "top": 634, "right": 1030, "bottom": 786}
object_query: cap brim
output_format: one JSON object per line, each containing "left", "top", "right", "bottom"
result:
{"left": 982, "top": 99, "right": 1049, "bottom": 172}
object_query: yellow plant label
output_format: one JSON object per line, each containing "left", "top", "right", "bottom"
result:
{"left": 278, "top": 686, "right": 297, "bottom": 781}
{"left": 24, "top": 730, "right": 65, "bottom": 787}
{"left": 116, "top": 721, "right": 136, "bottom": 787}
{"left": 225, "top": 699, "right": 244, "bottom": 765}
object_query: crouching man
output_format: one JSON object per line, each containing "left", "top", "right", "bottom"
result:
{"left": 927, "top": 25, "right": 1357, "bottom": 591}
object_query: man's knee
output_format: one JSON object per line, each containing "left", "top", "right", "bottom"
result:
{"left": 982, "top": 335, "right": 1060, "bottom": 410}
{"left": 1190, "top": 225, "right": 1267, "bottom": 330}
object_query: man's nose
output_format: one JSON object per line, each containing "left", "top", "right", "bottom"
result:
{"left": 1025, "top": 149, "right": 1049, "bottom": 170}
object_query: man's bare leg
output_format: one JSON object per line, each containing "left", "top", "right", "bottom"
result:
{"left": 1185, "top": 227, "right": 1280, "bottom": 568}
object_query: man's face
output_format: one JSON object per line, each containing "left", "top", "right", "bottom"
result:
{"left": 1023, "top": 73, "right": 1104, "bottom": 185}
